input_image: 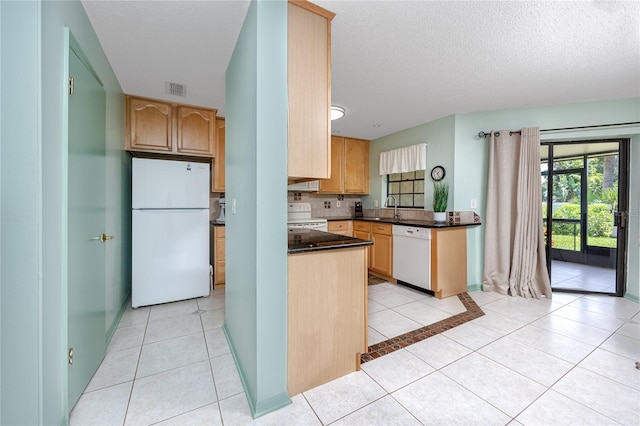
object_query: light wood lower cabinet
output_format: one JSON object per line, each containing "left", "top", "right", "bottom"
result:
{"left": 213, "top": 226, "right": 225, "bottom": 285}
{"left": 288, "top": 246, "right": 367, "bottom": 395}
{"left": 370, "top": 223, "right": 393, "bottom": 279}
{"left": 431, "top": 227, "right": 468, "bottom": 299}
{"left": 353, "top": 221, "right": 372, "bottom": 269}
{"left": 327, "top": 220, "right": 352, "bottom": 236}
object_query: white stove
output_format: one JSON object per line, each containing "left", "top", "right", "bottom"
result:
{"left": 287, "top": 202, "right": 328, "bottom": 231}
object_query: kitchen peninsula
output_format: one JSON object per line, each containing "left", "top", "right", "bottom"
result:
{"left": 287, "top": 229, "right": 372, "bottom": 395}
{"left": 328, "top": 213, "right": 481, "bottom": 299}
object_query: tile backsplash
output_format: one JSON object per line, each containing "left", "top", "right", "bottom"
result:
{"left": 209, "top": 192, "right": 362, "bottom": 220}
{"left": 288, "top": 192, "right": 362, "bottom": 218}
{"left": 211, "top": 192, "right": 480, "bottom": 223}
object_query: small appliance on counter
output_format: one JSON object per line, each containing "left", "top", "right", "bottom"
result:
{"left": 354, "top": 201, "right": 363, "bottom": 217}
{"left": 217, "top": 196, "right": 225, "bottom": 222}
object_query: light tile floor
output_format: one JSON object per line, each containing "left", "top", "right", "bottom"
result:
{"left": 552, "top": 260, "right": 616, "bottom": 293}
{"left": 71, "top": 283, "right": 640, "bottom": 426}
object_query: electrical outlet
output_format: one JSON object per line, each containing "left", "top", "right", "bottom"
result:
{"left": 374, "top": 200, "right": 379, "bottom": 207}
{"left": 336, "top": 200, "right": 341, "bottom": 207}
{"left": 470, "top": 199, "right": 477, "bottom": 209}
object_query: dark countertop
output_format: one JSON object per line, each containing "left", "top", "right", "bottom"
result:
{"left": 324, "top": 216, "right": 481, "bottom": 229}
{"left": 210, "top": 221, "right": 225, "bottom": 226}
{"left": 288, "top": 229, "right": 373, "bottom": 254}
{"left": 324, "top": 216, "right": 354, "bottom": 221}
{"left": 358, "top": 217, "right": 480, "bottom": 228}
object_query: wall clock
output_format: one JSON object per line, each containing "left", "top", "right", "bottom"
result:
{"left": 430, "top": 165, "right": 446, "bottom": 181}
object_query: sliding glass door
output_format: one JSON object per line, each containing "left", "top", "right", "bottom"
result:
{"left": 541, "top": 139, "right": 629, "bottom": 295}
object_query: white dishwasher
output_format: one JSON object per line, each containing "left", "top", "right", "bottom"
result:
{"left": 392, "top": 225, "right": 431, "bottom": 291}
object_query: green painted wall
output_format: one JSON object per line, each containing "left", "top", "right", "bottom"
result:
{"left": 224, "top": 0, "right": 290, "bottom": 418}
{"left": 1, "top": 2, "right": 42, "bottom": 424}
{"left": 453, "top": 98, "right": 640, "bottom": 299}
{"left": 364, "top": 115, "right": 456, "bottom": 210}
{"left": 366, "top": 98, "right": 639, "bottom": 300}
{"left": 1, "top": 1, "right": 129, "bottom": 423}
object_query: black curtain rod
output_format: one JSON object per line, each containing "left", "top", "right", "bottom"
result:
{"left": 477, "top": 121, "right": 640, "bottom": 139}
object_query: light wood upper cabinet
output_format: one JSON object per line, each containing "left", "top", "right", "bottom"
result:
{"left": 344, "top": 138, "right": 370, "bottom": 194}
{"left": 125, "top": 95, "right": 217, "bottom": 158}
{"left": 319, "top": 136, "right": 345, "bottom": 193}
{"left": 287, "top": 1, "right": 335, "bottom": 180}
{"left": 177, "top": 106, "right": 216, "bottom": 156}
{"left": 211, "top": 118, "right": 225, "bottom": 193}
{"left": 319, "top": 136, "right": 370, "bottom": 194}
{"left": 126, "top": 97, "right": 173, "bottom": 152}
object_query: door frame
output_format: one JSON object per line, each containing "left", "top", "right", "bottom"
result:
{"left": 542, "top": 138, "right": 630, "bottom": 296}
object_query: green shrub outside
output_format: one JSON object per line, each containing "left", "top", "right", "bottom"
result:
{"left": 552, "top": 204, "right": 581, "bottom": 235}
{"left": 588, "top": 204, "right": 614, "bottom": 237}
{"left": 546, "top": 203, "right": 613, "bottom": 238}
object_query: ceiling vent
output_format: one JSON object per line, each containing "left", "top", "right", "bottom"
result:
{"left": 165, "top": 81, "right": 187, "bottom": 97}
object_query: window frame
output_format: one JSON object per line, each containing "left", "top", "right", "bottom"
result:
{"left": 386, "top": 170, "right": 425, "bottom": 208}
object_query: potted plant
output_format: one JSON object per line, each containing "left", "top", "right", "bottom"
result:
{"left": 433, "top": 181, "right": 448, "bottom": 222}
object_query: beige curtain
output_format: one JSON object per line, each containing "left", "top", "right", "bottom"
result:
{"left": 482, "top": 128, "right": 552, "bottom": 299}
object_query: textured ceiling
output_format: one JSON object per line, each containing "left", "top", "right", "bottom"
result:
{"left": 82, "top": 0, "right": 640, "bottom": 140}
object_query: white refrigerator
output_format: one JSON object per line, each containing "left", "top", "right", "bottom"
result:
{"left": 132, "top": 158, "right": 210, "bottom": 308}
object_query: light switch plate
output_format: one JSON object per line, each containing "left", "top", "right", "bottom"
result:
{"left": 470, "top": 199, "right": 478, "bottom": 209}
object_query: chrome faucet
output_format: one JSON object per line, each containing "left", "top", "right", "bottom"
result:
{"left": 385, "top": 196, "right": 400, "bottom": 220}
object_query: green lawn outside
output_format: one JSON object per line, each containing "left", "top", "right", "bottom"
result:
{"left": 550, "top": 234, "right": 617, "bottom": 251}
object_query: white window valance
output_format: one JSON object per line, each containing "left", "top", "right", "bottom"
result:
{"left": 379, "top": 143, "right": 427, "bottom": 175}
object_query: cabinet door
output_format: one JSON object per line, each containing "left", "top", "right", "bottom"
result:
{"left": 287, "top": 2, "right": 333, "bottom": 180}
{"left": 344, "top": 138, "right": 370, "bottom": 194}
{"left": 328, "top": 220, "right": 352, "bottom": 236}
{"left": 353, "top": 221, "right": 372, "bottom": 233}
{"left": 212, "top": 118, "right": 225, "bottom": 192}
{"left": 319, "top": 136, "right": 345, "bottom": 193}
{"left": 353, "top": 230, "right": 372, "bottom": 268}
{"left": 371, "top": 233, "right": 393, "bottom": 277}
{"left": 127, "top": 96, "right": 173, "bottom": 152}
{"left": 177, "top": 106, "right": 216, "bottom": 156}
{"left": 214, "top": 226, "right": 225, "bottom": 285}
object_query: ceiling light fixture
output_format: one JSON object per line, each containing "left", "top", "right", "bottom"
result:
{"left": 330, "top": 106, "right": 345, "bottom": 120}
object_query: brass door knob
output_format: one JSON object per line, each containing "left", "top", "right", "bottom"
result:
{"left": 100, "top": 233, "right": 115, "bottom": 243}
{"left": 92, "top": 233, "right": 115, "bottom": 243}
